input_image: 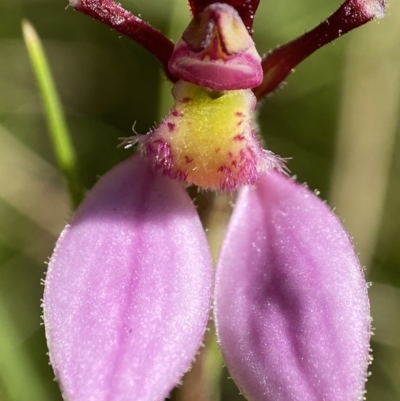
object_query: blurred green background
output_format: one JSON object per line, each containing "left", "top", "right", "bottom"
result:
{"left": 1, "top": 0, "right": 400, "bottom": 400}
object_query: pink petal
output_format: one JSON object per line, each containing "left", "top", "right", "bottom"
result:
{"left": 215, "top": 172, "right": 371, "bottom": 401}
{"left": 44, "top": 154, "right": 213, "bottom": 401}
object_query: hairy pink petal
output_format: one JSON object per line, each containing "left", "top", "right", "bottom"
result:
{"left": 215, "top": 172, "right": 371, "bottom": 401}
{"left": 44, "top": 155, "right": 213, "bottom": 401}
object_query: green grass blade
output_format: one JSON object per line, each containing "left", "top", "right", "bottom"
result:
{"left": 0, "top": 300, "right": 52, "bottom": 401}
{"left": 22, "top": 19, "right": 82, "bottom": 209}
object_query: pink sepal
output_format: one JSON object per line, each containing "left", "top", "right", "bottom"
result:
{"left": 44, "top": 155, "right": 213, "bottom": 401}
{"left": 215, "top": 172, "right": 371, "bottom": 401}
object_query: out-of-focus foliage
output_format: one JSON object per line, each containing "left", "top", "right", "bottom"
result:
{"left": 0, "top": 0, "right": 399, "bottom": 400}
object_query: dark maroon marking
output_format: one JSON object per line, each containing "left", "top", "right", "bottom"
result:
{"left": 188, "top": 0, "right": 260, "bottom": 35}
{"left": 143, "top": 139, "right": 173, "bottom": 170}
{"left": 217, "top": 165, "right": 231, "bottom": 174}
{"left": 240, "top": 147, "right": 257, "bottom": 162}
{"left": 171, "top": 169, "right": 188, "bottom": 182}
{"left": 171, "top": 109, "right": 184, "bottom": 118}
{"left": 181, "top": 97, "right": 192, "bottom": 103}
{"left": 233, "top": 134, "right": 245, "bottom": 141}
{"left": 185, "top": 155, "right": 194, "bottom": 164}
{"left": 167, "top": 122, "right": 176, "bottom": 131}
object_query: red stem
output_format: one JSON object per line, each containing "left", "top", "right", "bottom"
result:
{"left": 71, "top": 0, "right": 177, "bottom": 82}
{"left": 253, "top": 0, "right": 385, "bottom": 100}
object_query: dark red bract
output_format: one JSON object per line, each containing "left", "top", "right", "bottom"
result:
{"left": 188, "top": 0, "right": 260, "bottom": 33}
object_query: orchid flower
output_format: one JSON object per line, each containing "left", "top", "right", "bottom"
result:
{"left": 44, "top": 1, "right": 385, "bottom": 400}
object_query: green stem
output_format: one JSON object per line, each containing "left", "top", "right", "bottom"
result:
{"left": 22, "top": 20, "right": 82, "bottom": 209}
{"left": 175, "top": 323, "right": 222, "bottom": 401}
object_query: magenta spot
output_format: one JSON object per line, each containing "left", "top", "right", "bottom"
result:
{"left": 250, "top": 128, "right": 258, "bottom": 140}
{"left": 171, "top": 109, "right": 184, "bottom": 117}
{"left": 142, "top": 139, "right": 173, "bottom": 171}
{"left": 171, "top": 170, "right": 188, "bottom": 182}
{"left": 240, "top": 146, "right": 257, "bottom": 162}
{"left": 236, "top": 148, "right": 258, "bottom": 183}
{"left": 217, "top": 165, "right": 231, "bottom": 174}
{"left": 233, "top": 134, "right": 245, "bottom": 141}
{"left": 217, "top": 166, "right": 239, "bottom": 191}
{"left": 185, "top": 156, "right": 194, "bottom": 164}
{"left": 220, "top": 178, "right": 238, "bottom": 191}
{"left": 167, "top": 122, "right": 175, "bottom": 131}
